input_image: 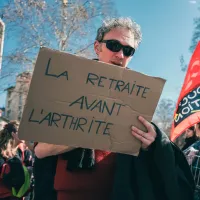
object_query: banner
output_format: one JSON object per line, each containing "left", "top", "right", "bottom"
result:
{"left": 170, "top": 42, "right": 200, "bottom": 141}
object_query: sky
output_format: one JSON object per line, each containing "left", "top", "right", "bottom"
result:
{"left": 115, "top": 0, "right": 199, "bottom": 101}
{"left": 0, "top": 0, "right": 199, "bottom": 107}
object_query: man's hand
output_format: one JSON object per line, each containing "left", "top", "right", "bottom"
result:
{"left": 131, "top": 116, "right": 157, "bottom": 149}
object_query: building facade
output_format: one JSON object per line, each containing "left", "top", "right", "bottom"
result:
{"left": 5, "top": 72, "right": 32, "bottom": 121}
{"left": 0, "top": 108, "right": 8, "bottom": 130}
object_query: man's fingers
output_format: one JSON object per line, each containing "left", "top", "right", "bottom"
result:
{"left": 131, "top": 126, "right": 145, "bottom": 136}
{"left": 131, "top": 126, "right": 152, "bottom": 140}
{"left": 132, "top": 131, "right": 151, "bottom": 148}
{"left": 138, "top": 116, "right": 153, "bottom": 132}
{"left": 131, "top": 117, "right": 157, "bottom": 149}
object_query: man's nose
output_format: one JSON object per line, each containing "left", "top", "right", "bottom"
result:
{"left": 115, "top": 49, "right": 124, "bottom": 59}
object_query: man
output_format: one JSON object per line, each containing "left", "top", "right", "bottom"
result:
{"left": 34, "top": 17, "right": 194, "bottom": 200}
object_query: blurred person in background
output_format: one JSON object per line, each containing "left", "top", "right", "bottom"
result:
{"left": 182, "top": 126, "right": 199, "bottom": 151}
{"left": 195, "top": 122, "right": 200, "bottom": 137}
{"left": 0, "top": 121, "right": 33, "bottom": 200}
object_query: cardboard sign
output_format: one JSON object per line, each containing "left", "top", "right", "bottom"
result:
{"left": 19, "top": 47, "right": 165, "bottom": 155}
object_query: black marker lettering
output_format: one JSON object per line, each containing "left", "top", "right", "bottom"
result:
{"left": 86, "top": 73, "right": 99, "bottom": 85}
{"left": 28, "top": 109, "right": 39, "bottom": 123}
{"left": 76, "top": 117, "right": 87, "bottom": 132}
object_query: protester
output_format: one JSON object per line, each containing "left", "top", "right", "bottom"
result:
{"left": 183, "top": 123, "right": 200, "bottom": 200}
{"left": 0, "top": 121, "right": 33, "bottom": 200}
{"left": 34, "top": 17, "right": 195, "bottom": 200}
{"left": 184, "top": 123, "right": 200, "bottom": 164}
{"left": 182, "top": 126, "right": 199, "bottom": 151}
{"left": 185, "top": 123, "right": 200, "bottom": 159}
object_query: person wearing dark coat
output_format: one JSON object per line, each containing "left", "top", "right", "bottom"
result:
{"left": 112, "top": 123, "right": 195, "bottom": 200}
{"left": 33, "top": 17, "right": 195, "bottom": 200}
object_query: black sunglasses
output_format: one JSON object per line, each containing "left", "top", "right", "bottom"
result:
{"left": 101, "top": 39, "right": 135, "bottom": 57}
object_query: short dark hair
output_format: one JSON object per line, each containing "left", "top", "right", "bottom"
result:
{"left": 4, "top": 120, "right": 19, "bottom": 134}
{"left": 188, "top": 126, "right": 195, "bottom": 131}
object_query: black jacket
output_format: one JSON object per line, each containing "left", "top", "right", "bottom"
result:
{"left": 182, "top": 136, "right": 198, "bottom": 151}
{"left": 111, "top": 124, "right": 195, "bottom": 200}
{"left": 33, "top": 125, "right": 195, "bottom": 200}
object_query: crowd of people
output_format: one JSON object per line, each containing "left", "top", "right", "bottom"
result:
{"left": 0, "top": 121, "right": 34, "bottom": 200}
{"left": 0, "top": 17, "right": 199, "bottom": 200}
{"left": 183, "top": 123, "right": 200, "bottom": 199}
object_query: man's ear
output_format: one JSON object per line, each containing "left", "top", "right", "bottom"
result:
{"left": 94, "top": 40, "right": 101, "bottom": 55}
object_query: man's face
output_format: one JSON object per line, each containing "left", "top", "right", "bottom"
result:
{"left": 94, "top": 28, "right": 135, "bottom": 68}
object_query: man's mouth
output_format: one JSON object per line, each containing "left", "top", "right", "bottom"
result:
{"left": 110, "top": 61, "right": 123, "bottom": 67}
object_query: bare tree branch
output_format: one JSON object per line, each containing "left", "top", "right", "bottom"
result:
{"left": 153, "top": 98, "right": 176, "bottom": 135}
{"left": 0, "top": 0, "right": 118, "bottom": 92}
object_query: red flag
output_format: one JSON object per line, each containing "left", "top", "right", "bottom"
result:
{"left": 170, "top": 42, "right": 200, "bottom": 141}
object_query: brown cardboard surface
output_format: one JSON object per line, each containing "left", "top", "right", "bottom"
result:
{"left": 18, "top": 47, "right": 166, "bottom": 155}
